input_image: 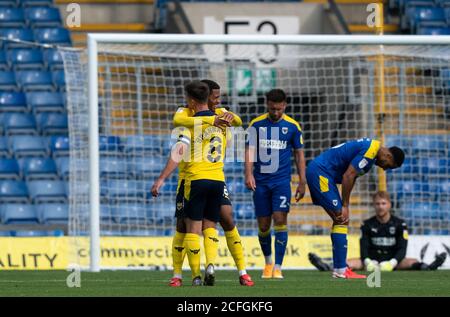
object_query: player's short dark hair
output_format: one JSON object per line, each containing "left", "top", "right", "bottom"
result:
{"left": 185, "top": 80, "right": 210, "bottom": 104}
{"left": 266, "top": 89, "right": 287, "bottom": 103}
{"left": 373, "top": 191, "right": 391, "bottom": 202}
{"left": 201, "top": 79, "right": 220, "bottom": 92}
{"left": 389, "top": 146, "right": 405, "bottom": 168}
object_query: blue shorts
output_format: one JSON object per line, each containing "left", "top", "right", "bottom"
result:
{"left": 306, "top": 161, "right": 342, "bottom": 212}
{"left": 253, "top": 181, "right": 291, "bottom": 217}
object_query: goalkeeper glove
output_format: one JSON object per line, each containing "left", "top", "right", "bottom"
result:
{"left": 364, "top": 258, "right": 377, "bottom": 272}
{"left": 380, "top": 259, "right": 398, "bottom": 272}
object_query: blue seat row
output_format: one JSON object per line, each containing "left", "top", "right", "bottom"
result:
{"left": 385, "top": 134, "right": 449, "bottom": 155}
{"left": 0, "top": 156, "right": 70, "bottom": 180}
{"left": 0, "top": 69, "right": 65, "bottom": 91}
{"left": 0, "top": 48, "right": 63, "bottom": 71}
{"left": 0, "top": 202, "right": 67, "bottom": 224}
{"left": 0, "top": 7, "right": 61, "bottom": 28}
{"left": 0, "top": 91, "right": 65, "bottom": 113}
{"left": 0, "top": 135, "right": 69, "bottom": 158}
{"left": 0, "top": 0, "right": 55, "bottom": 8}
{"left": 0, "top": 112, "right": 68, "bottom": 135}
{"left": 0, "top": 179, "right": 67, "bottom": 203}
{"left": 0, "top": 28, "right": 71, "bottom": 48}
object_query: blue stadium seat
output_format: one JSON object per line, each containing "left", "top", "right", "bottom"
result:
{"left": 100, "top": 204, "right": 115, "bottom": 222}
{"left": 19, "top": 157, "right": 57, "bottom": 180}
{"left": 25, "top": 7, "right": 61, "bottom": 28}
{"left": 408, "top": 7, "right": 447, "bottom": 32}
{"left": 224, "top": 161, "right": 245, "bottom": 174}
{"left": 7, "top": 48, "right": 44, "bottom": 70}
{"left": 0, "top": 8, "right": 25, "bottom": 28}
{"left": 412, "top": 135, "right": 446, "bottom": 154}
{"left": 99, "top": 157, "right": 128, "bottom": 179}
{"left": 417, "top": 26, "right": 450, "bottom": 34}
{"left": 26, "top": 91, "right": 64, "bottom": 113}
{"left": 128, "top": 156, "right": 165, "bottom": 178}
{"left": 20, "top": 0, "right": 55, "bottom": 7}
{"left": 0, "top": 51, "right": 8, "bottom": 70}
{"left": 388, "top": 179, "right": 429, "bottom": 201}
{"left": 0, "top": 158, "right": 20, "bottom": 179}
{"left": 52, "top": 69, "right": 65, "bottom": 90}
{"left": 27, "top": 179, "right": 66, "bottom": 203}
{"left": 65, "top": 180, "right": 89, "bottom": 198}
{"left": 36, "top": 203, "right": 68, "bottom": 224}
{"left": 0, "top": 204, "right": 38, "bottom": 224}
{"left": 149, "top": 201, "right": 173, "bottom": 222}
{"left": 43, "top": 48, "right": 63, "bottom": 70}
{"left": 387, "top": 157, "right": 419, "bottom": 177}
{"left": 234, "top": 203, "right": 254, "bottom": 219}
{"left": 54, "top": 156, "right": 69, "bottom": 179}
{"left": 227, "top": 177, "right": 246, "bottom": 194}
{"left": 35, "top": 112, "right": 68, "bottom": 135}
{"left": 48, "top": 135, "right": 69, "bottom": 157}
{"left": 401, "top": 202, "right": 440, "bottom": 220}
{"left": 420, "top": 157, "right": 448, "bottom": 174}
{"left": 112, "top": 204, "right": 149, "bottom": 224}
{"left": 103, "top": 179, "right": 147, "bottom": 202}
{"left": 0, "top": 71, "right": 18, "bottom": 90}
{"left": 0, "top": 28, "right": 34, "bottom": 48}
{"left": 440, "top": 68, "right": 450, "bottom": 94}
{"left": 123, "top": 135, "right": 163, "bottom": 155}
{"left": 0, "top": 91, "right": 27, "bottom": 112}
{"left": 0, "top": 1, "right": 17, "bottom": 8}
{"left": 13, "top": 230, "right": 49, "bottom": 236}
{"left": 0, "top": 180, "right": 28, "bottom": 202}
{"left": 429, "top": 178, "right": 450, "bottom": 199}
{"left": 33, "top": 28, "right": 71, "bottom": 46}
{"left": 385, "top": 135, "right": 412, "bottom": 153}
{"left": 16, "top": 70, "right": 53, "bottom": 91}
{"left": 99, "top": 135, "right": 122, "bottom": 153}
{"left": 1, "top": 112, "right": 37, "bottom": 135}
{"left": 0, "top": 231, "right": 12, "bottom": 236}
{"left": 10, "top": 135, "right": 47, "bottom": 157}
{"left": 0, "top": 137, "right": 10, "bottom": 157}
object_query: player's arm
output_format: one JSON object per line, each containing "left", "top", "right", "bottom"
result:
{"left": 245, "top": 145, "right": 256, "bottom": 191}
{"left": 292, "top": 125, "right": 306, "bottom": 202}
{"left": 340, "top": 164, "right": 358, "bottom": 223}
{"left": 215, "top": 108, "right": 243, "bottom": 127}
{"left": 174, "top": 107, "right": 229, "bottom": 129}
{"left": 151, "top": 141, "right": 188, "bottom": 197}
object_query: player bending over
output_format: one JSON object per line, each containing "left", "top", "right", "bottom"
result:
{"left": 309, "top": 191, "right": 447, "bottom": 272}
{"left": 306, "top": 138, "right": 405, "bottom": 279}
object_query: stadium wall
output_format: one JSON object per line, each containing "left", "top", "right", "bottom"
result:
{"left": 0, "top": 236, "right": 448, "bottom": 270}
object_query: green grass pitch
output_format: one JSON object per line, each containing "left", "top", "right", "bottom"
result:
{"left": 1, "top": 270, "right": 450, "bottom": 297}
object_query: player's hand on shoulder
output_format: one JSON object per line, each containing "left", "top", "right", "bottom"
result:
{"left": 220, "top": 112, "right": 235, "bottom": 124}
{"left": 213, "top": 115, "right": 231, "bottom": 129}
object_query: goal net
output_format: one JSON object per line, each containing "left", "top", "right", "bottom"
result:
{"left": 60, "top": 35, "right": 450, "bottom": 270}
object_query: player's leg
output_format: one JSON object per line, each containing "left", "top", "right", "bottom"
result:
{"left": 271, "top": 181, "right": 291, "bottom": 279}
{"left": 306, "top": 165, "right": 364, "bottom": 279}
{"left": 398, "top": 253, "right": 447, "bottom": 270}
{"left": 308, "top": 253, "right": 332, "bottom": 271}
{"left": 170, "top": 218, "right": 186, "bottom": 287}
{"left": 201, "top": 180, "right": 227, "bottom": 286}
{"left": 170, "top": 180, "right": 187, "bottom": 287}
{"left": 202, "top": 218, "right": 219, "bottom": 286}
{"left": 219, "top": 194, "right": 254, "bottom": 286}
{"left": 253, "top": 183, "right": 274, "bottom": 278}
{"left": 183, "top": 180, "right": 206, "bottom": 285}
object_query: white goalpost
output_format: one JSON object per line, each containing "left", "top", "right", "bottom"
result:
{"left": 60, "top": 34, "right": 450, "bottom": 272}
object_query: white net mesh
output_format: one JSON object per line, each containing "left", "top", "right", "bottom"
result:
{"left": 60, "top": 42, "right": 450, "bottom": 268}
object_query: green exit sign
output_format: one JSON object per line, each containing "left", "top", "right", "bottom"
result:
{"left": 228, "top": 67, "right": 276, "bottom": 95}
